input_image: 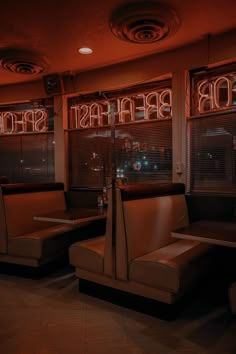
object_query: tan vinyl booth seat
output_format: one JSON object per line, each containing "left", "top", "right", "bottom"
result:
{"left": 70, "top": 183, "right": 215, "bottom": 304}
{"left": 69, "top": 236, "right": 105, "bottom": 274}
{"left": 0, "top": 182, "right": 93, "bottom": 267}
{"left": 229, "top": 282, "right": 236, "bottom": 314}
{"left": 69, "top": 186, "right": 113, "bottom": 278}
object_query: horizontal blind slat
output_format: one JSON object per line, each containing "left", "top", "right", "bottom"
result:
{"left": 188, "top": 112, "right": 236, "bottom": 194}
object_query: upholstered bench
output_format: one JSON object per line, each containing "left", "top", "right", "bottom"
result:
{"left": 128, "top": 239, "right": 211, "bottom": 296}
{"left": 0, "top": 182, "right": 100, "bottom": 267}
{"left": 70, "top": 183, "right": 215, "bottom": 304}
{"left": 69, "top": 236, "right": 106, "bottom": 274}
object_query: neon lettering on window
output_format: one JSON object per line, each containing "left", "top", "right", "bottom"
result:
{"left": 196, "top": 73, "right": 236, "bottom": 114}
{"left": 0, "top": 109, "right": 49, "bottom": 135}
{"left": 69, "top": 89, "right": 172, "bottom": 129}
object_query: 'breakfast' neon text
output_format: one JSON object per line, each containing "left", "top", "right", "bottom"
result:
{"left": 70, "top": 89, "right": 172, "bottom": 129}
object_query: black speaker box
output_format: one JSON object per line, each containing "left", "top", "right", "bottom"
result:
{"left": 43, "top": 74, "right": 63, "bottom": 95}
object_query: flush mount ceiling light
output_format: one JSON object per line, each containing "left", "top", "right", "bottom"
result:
{"left": 78, "top": 47, "right": 93, "bottom": 54}
{"left": 0, "top": 49, "right": 46, "bottom": 75}
{"left": 110, "top": 1, "right": 180, "bottom": 44}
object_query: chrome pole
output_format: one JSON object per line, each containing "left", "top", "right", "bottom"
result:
{"left": 110, "top": 101, "right": 116, "bottom": 279}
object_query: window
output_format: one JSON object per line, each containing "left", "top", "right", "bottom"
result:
{"left": 68, "top": 81, "right": 172, "bottom": 189}
{"left": 68, "top": 127, "right": 111, "bottom": 189}
{"left": 0, "top": 133, "right": 55, "bottom": 183}
{"left": 188, "top": 64, "right": 236, "bottom": 194}
{"left": 114, "top": 120, "right": 172, "bottom": 184}
{"left": 0, "top": 99, "right": 55, "bottom": 183}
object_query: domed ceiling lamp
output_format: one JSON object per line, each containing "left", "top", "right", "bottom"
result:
{"left": 0, "top": 49, "right": 47, "bottom": 75}
{"left": 109, "top": 1, "right": 180, "bottom": 44}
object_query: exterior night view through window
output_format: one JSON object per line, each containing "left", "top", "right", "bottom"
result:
{"left": 0, "top": 99, "right": 55, "bottom": 183}
{"left": 67, "top": 81, "right": 173, "bottom": 189}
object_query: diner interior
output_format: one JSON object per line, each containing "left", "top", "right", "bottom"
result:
{"left": 0, "top": 0, "right": 236, "bottom": 353}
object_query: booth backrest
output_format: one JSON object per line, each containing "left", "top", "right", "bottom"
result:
{"left": 0, "top": 176, "right": 9, "bottom": 184}
{"left": 0, "top": 183, "right": 66, "bottom": 253}
{"left": 115, "top": 183, "right": 189, "bottom": 280}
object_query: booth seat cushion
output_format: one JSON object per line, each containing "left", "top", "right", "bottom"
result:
{"left": 123, "top": 194, "right": 189, "bottom": 263}
{"left": 7, "top": 224, "right": 80, "bottom": 259}
{"left": 4, "top": 190, "right": 66, "bottom": 238}
{"left": 129, "top": 239, "right": 212, "bottom": 293}
{"left": 69, "top": 236, "right": 105, "bottom": 274}
{"left": 229, "top": 282, "right": 236, "bottom": 314}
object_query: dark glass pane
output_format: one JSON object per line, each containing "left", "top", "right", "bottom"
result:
{"left": 188, "top": 113, "right": 236, "bottom": 194}
{"left": 21, "top": 133, "right": 55, "bottom": 182}
{"left": 68, "top": 128, "right": 111, "bottom": 188}
{"left": 0, "top": 133, "right": 55, "bottom": 183}
{"left": 68, "top": 120, "right": 172, "bottom": 188}
{"left": 115, "top": 120, "right": 172, "bottom": 184}
{"left": 0, "top": 136, "right": 21, "bottom": 182}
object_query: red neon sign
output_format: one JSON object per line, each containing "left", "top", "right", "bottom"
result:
{"left": 69, "top": 89, "right": 172, "bottom": 129}
{"left": 0, "top": 109, "right": 48, "bottom": 135}
{"left": 196, "top": 73, "right": 236, "bottom": 114}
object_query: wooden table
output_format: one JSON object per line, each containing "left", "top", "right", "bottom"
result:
{"left": 172, "top": 218, "right": 236, "bottom": 314}
{"left": 34, "top": 207, "right": 106, "bottom": 225}
{"left": 171, "top": 218, "right": 236, "bottom": 248}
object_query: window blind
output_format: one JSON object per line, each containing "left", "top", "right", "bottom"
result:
{"left": 0, "top": 133, "right": 55, "bottom": 183}
{"left": 114, "top": 120, "right": 172, "bottom": 184}
{"left": 68, "top": 127, "right": 112, "bottom": 189}
{"left": 187, "top": 112, "right": 236, "bottom": 194}
{"left": 68, "top": 119, "right": 172, "bottom": 189}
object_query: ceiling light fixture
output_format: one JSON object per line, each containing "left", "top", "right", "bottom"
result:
{"left": 78, "top": 47, "right": 93, "bottom": 54}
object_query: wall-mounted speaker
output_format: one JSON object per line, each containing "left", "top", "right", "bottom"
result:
{"left": 43, "top": 74, "right": 63, "bottom": 95}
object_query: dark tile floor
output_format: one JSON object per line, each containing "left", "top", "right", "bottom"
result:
{"left": 0, "top": 265, "right": 235, "bottom": 354}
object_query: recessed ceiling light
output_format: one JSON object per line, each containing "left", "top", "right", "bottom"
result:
{"left": 78, "top": 47, "right": 93, "bottom": 54}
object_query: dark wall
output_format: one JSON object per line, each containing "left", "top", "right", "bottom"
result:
{"left": 65, "top": 189, "right": 101, "bottom": 208}
{"left": 185, "top": 194, "right": 236, "bottom": 223}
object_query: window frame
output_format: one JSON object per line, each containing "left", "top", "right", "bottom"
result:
{"left": 188, "top": 63, "right": 236, "bottom": 195}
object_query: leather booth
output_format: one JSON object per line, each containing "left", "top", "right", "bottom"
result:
{"left": 69, "top": 183, "right": 215, "bottom": 304}
{"left": 0, "top": 182, "right": 103, "bottom": 267}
